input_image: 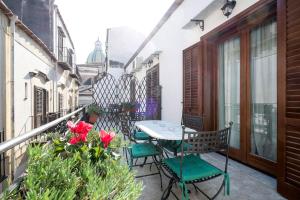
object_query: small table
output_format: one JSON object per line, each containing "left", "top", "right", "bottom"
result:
{"left": 135, "top": 120, "right": 196, "bottom": 141}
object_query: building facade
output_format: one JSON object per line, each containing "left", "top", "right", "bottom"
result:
{"left": 78, "top": 39, "right": 106, "bottom": 105}
{"left": 126, "top": 0, "right": 300, "bottom": 199}
{"left": 0, "top": 1, "right": 80, "bottom": 186}
{"left": 3, "top": 0, "right": 80, "bottom": 120}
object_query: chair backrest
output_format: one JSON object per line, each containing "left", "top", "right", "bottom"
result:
{"left": 120, "top": 113, "right": 131, "bottom": 137}
{"left": 181, "top": 122, "right": 232, "bottom": 155}
{"left": 179, "top": 122, "right": 233, "bottom": 179}
{"left": 182, "top": 114, "right": 204, "bottom": 131}
{"left": 131, "top": 112, "right": 146, "bottom": 121}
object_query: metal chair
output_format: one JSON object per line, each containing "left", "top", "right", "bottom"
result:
{"left": 161, "top": 115, "right": 204, "bottom": 157}
{"left": 161, "top": 122, "right": 233, "bottom": 200}
{"left": 182, "top": 114, "right": 204, "bottom": 131}
{"left": 129, "top": 112, "right": 152, "bottom": 141}
{"left": 120, "top": 114, "right": 163, "bottom": 190}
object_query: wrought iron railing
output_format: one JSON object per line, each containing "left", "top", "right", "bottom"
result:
{"left": 0, "top": 104, "right": 89, "bottom": 193}
{"left": 58, "top": 47, "right": 73, "bottom": 69}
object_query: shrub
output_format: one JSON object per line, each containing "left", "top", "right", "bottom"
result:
{"left": 2, "top": 121, "right": 142, "bottom": 200}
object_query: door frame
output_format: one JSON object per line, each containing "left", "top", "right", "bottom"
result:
{"left": 201, "top": 0, "right": 278, "bottom": 175}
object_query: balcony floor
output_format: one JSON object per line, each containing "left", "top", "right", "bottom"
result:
{"left": 132, "top": 153, "right": 285, "bottom": 200}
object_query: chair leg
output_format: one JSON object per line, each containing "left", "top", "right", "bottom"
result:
{"left": 193, "top": 183, "right": 198, "bottom": 193}
{"left": 164, "top": 151, "right": 170, "bottom": 158}
{"left": 128, "top": 149, "right": 133, "bottom": 170}
{"left": 211, "top": 178, "right": 225, "bottom": 200}
{"left": 142, "top": 157, "right": 148, "bottom": 167}
{"left": 135, "top": 158, "right": 139, "bottom": 165}
{"left": 152, "top": 156, "right": 163, "bottom": 191}
{"left": 161, "top": 178, "right": 175, "bottom": 200}
{"left": 124, "top": 147, "right": 129, "bottom": 165}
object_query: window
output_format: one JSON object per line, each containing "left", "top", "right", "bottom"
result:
{"left": 58, "top": 93, "right": 63, "bottom": 116}
{"left": 218, "top": 37, "right": 241, "bottom": 149}
{"left": 34, "top": 86, "right": 49, "bottom": 128}
{"left": 250, "top": 19, "right": 277, "bottom": 161}
{"left": 67, "top": 49, "right": 73, "bottom": 67}
{"left": 58, "top": 27, "right": 64, "bottom": 61}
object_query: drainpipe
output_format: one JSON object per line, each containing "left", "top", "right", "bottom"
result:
{"left": 55, "top": 62, "right": 58, "bottom": 113}
{"left": 52, "top": 62, "right": 56, "bottom": 113}
{"left": 105, "top": 28, "right": 109, "bottom": 73}
{"left": 8, "top": 15, "right": 18, "bottom": 179}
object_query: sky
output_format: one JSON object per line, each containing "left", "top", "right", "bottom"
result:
{"left": 55, "top": 0, "right": 174, "bottom": 64}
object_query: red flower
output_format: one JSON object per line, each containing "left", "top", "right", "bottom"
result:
{"left": 69, "top": 137, "right": 81, "bottom": 145}
{"left": 67, "top": 121, "right": 93, "bottom": 144}
{"left": 99, "top": 130, "right": 116, "bottom": 148}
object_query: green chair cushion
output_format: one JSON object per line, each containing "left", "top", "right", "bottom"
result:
{"left": 163, "top": 154, "right": 223, "bottom": 182}
{"left": 160, "top": 140, "right": 191, "bottom": 153}
{"left": 133, "top": 131, "right": 150, "bottom": 140}
{"left": 131, "top": 143, "right": 160, "bottom": 158}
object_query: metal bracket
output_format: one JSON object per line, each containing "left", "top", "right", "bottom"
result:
{"left": 191, "top": 19, "right": 204, "bottom": 31}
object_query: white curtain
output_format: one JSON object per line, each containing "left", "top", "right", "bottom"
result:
{"left": 250, "top": 19, "right": 277, "bottom": 161}
{"left": 218, "top": 37, "right": 241, "bottom": 149}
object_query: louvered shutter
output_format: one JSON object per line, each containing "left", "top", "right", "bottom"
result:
{"left": 34, "top": 86, "right": 43, "bottom": 128}
{"left": 183, "top": 42, "right": 203, "bottom": 129}
{"left": 183, "top": 48, "right": 192, "bottom": 113}
{"left": 146, "top": 65, "right": 161, "bottom": 120}
{"left": 278, "top": 0, "right": 300, "bottom": 198}
{"left": 58, "top": 93, "right": 63, "bottom": 117}
{"left": 183, "top": 42, "right": 203, "bottom": 115}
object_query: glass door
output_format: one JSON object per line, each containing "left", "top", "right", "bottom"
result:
{"left": 218, "top": 37, "right": 241, "bottom": 151}
{"left": 250, "top": 19, "right": 277, "bottom": 162}
{"left": 215, "top": 9, "right": 277, "bottom": 174}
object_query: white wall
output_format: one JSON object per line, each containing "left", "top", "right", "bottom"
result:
{"left": 0, "top": 11, "right": 8, "bottom": 131}
{"left": 127, "top": 0, "right": 259, "bottom": 124}
{"left": 14, "top": 26, "right": 56, "bottom": 136}
{"left": 53, "top": 7, "right": 76, "bottom": 68}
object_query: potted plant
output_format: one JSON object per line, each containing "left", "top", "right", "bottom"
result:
{"left": 86, "top": 104, "right": 102, "bottom": 124}
{"left": 1, "top": 121, "right": 142, "bottom": 199}
{"left": 121, "top": 102, "right": 135, "bottom": 113}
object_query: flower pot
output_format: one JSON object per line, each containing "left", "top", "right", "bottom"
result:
{"left": 89, "top": 113, "right": 99, "bottom": 124}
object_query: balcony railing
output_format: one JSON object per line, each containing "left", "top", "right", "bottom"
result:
{"left": 58, "top": 47, "right": 73, "bottom": 70}
{"left": 0, "top": 104, "right": 89, "bottom": 194}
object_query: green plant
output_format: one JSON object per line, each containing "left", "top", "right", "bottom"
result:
{"left": 1, "top": 121, "right": 142, "bottom": 200}
{"left": 52, "top": 121, "right": 122, "bottom": 163}
{"left": 2, "top": 144, "right": 142, "bottom": 200}
{"left": 121, "top": 102, "right": 138, "bottom": 112}
{"left": 87, "top": 104, "right": 102, "bottom": 116}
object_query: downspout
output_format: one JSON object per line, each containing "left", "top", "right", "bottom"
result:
{"left": 52, "top": 62, "right": 55, "bottom": 113}
{"left": 55, "top": 62, "right": 58, "bottom": 113}
{"left": 9, "top": 15, "right": 18, "bottom": 178}
{"left": 105, "top": 28, "right": 109, "bottom": 73}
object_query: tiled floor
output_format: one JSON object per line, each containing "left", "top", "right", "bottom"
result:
{"left": 132, "top": 153, "right": 285, "bottom": 200}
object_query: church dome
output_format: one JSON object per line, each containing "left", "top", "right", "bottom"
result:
{"left": 86, "top": 39, "right": 105, "bottom": 64}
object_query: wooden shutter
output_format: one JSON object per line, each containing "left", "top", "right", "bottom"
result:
{"left": 278, "top": 0, "right": 300, "bottom": 199}
{"left": 146, "top": 65, "right": 161, "bottom": 120}
{"left": 42, "top": 89, "right": 49, "bottom": 124}
{"left": 58, "top": 93, "right": 63, "bottom": 116}
{"left": 34, "top": 86, "right": 43, "bottom": 128}
{"left": 183, "top": 41, "right": 203, "bottom": 128}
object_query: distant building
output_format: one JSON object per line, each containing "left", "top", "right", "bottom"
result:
{"left": 78, "top": 39, "right": 106, "bottom": 105}
{"left": 86, "top": 39, "right": 105, "bottom": 65}
{"left": 0, "top": 1, "right": 82, "bottom": 187}
{"left": 0, "top": 1, "right": 80, "bottom": 136}
{"left": 3, "top": 0, "right": 80, "bottom": 121}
